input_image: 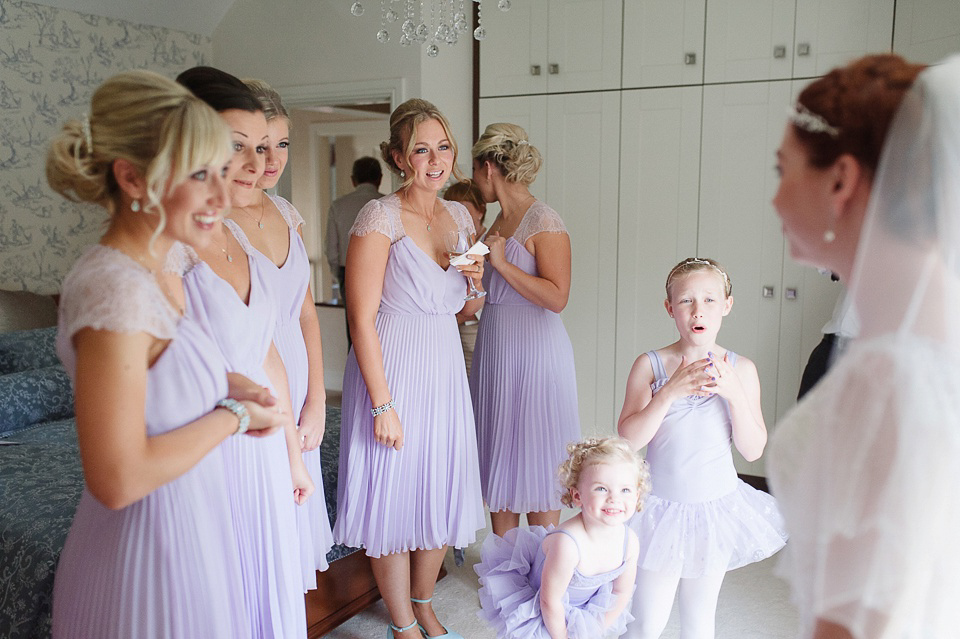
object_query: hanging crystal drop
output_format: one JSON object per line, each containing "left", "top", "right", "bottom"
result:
{"left": 473, "top": 25, "right": 486, "bottom": 40}
{"left": 498, "top": 0, "right": 510, "bottom": 10}
{"left": 445, "top": 30, "right": 458, "bottom": 45}
{"left": 350, "top": 2, "right": 364, "bottom": 16}
{"left": 427, "top": 43, "right": 440, "bottom": 57}
{"left": 453, "top": 12, "right": 467, "bottom": 32}
{"left": 400, "top": 33, "right": 413, "bottom": 45}
{"left": 386, "top": 8, "right": 399, "bottom": 21}
{"left": 377, "top": 28, "right": 390, "bottom": 42}
{"left": 402, "top": 18, "right": 415, "bottom": 35}
{"left": 415, "top": 22, "right": 429, "bottom": 42}
{"left": 435, "top": 23, "right": 450, "bottom": 40}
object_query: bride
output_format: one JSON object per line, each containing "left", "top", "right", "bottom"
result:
{"left": 769, "top": 54, "right": 960, "bottom": 638}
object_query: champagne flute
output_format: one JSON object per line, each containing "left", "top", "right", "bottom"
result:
{"left": 444, "top": 230, "right": 486, "bottom": 301}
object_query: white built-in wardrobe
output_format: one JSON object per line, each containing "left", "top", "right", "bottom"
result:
{"left": 477, "top": 0, "right": 960, "bottom": 475}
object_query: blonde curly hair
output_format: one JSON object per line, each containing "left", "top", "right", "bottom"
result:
{"left": 558, "top": 437, "right": 651, "bottom": 511}
{"left": 471, "top": 122, "right": 542, "bottom": 185}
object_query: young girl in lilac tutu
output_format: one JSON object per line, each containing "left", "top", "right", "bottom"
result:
{"left": 475, "top": 437, "right": 649, "bottom": 639}
{"left": 617, "top": 258, "right": 788, "bottom": 638}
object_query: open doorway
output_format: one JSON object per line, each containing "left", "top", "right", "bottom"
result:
{"left": 275, "top": 101, "right": 392, "bottom": 304}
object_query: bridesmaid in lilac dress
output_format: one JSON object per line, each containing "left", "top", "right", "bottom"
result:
{"left": 232, "top": 80, "right": 334, "bottom": 588}
{"left": 177, "top": 67, "right": 313, "bottom": 638}
{"left": 334, "top": 99, "right": 485, "bottom": 639}
{"left": 470, "top": 123, "right": 581, "bottom": 537}
{"left": 46, "top": 71, "right": 284, "bottom": 638}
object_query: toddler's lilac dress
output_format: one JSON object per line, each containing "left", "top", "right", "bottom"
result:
{"left": 52, "top": 245, "right": 249, "bottom": 639}
{"left": 333, "top": 194, "right": 485, "bottom": 558}
{"left": 475, "top": 525, "right": 634, "bottom": 638}
{"left": 470, "top": 202, "right": 580, "bottom": 513}
{"left": 183, "top": 235, "right": 306, "bottom": 639}
{"left": 631, "top": 350, "right": 787, "bottom": 577}
{"left": 232, "top": 195, "right": 335, "bottom": 589}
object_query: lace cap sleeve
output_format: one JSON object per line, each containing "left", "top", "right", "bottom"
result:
{"left": 514, "top": 201, "right": 568, "bottom": 245}
{"left": 59, "top": 245, "right": 179, "bottom": 343}
{"left": 443, "top": 198, "right": 475, "bottom": 236}
{"left": 163, "top": 241, "right": 201, "bottom": 276}
{"left": 350, "top": 195, "right": 402, "bottom": 243}
{"left": 223, "top": 218, "right": 256, "bottom": 256}
{"left": 267, "top": 194, "right": 305, "bottom": 230}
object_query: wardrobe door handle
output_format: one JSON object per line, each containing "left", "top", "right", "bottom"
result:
{"left": 548, "top": 63, "right": 559, "bottom": 75}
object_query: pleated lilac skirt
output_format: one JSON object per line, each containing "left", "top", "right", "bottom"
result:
{"left": 470, "top": 302, "right": 581, "bottom": 513}
{"left": 52, "top": 452, "right": 250, "bottom": 639}
{"left": 272, "top": 314, "right": 334, "bottom": 588}
{"left": 334, "top": 312, "right": 485, "bottom": 558}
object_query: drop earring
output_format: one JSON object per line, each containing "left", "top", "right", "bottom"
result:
{"left": 823, "top": 229, "right": 836, "bottom": 243}
{"left": 400, "top": 170, "right": 405, "bottom": 178}
{"left": 131, "top": 199, "right": 141, "bottom": 213}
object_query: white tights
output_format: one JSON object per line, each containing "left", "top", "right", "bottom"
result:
{"left": 625, "top": 567, "right": 726, "bottom": 639}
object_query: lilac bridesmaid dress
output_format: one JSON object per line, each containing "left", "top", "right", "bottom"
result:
{"left": 52, "top": 245, "right": 249, "bottom": 639}
{"left": 470, "top": 202, "right": 581, "bottom": 514}
{"left": 231, "top": 195, "right": 335, "bottom": 589}
{"left": 183, "top": 234, "right": 307, "bottom": 639}
{"left": 333, "top": 194, "right": 485, "bottom": 558}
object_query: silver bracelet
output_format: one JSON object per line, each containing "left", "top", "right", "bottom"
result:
{"left": 370, "top": 399, "right": 395, "bottom": 417}
{"left": 216, "top": 398, "right": 250, "bottom": 434}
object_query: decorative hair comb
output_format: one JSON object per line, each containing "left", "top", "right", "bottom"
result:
{"left": 81, "top": 113, "right": 93, "bottom": 151}
{"left": 787, "top": 103, "right": 840, "bottom": 138}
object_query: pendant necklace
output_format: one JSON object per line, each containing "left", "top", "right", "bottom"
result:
{"left": 238, "top": 193, "right": 266, "bottom": 230}
{"left": 213, "top": 226, "right": 234, "bottom": 262}
{"left": 402, "top": 193, "right": 437, "bottom": 232}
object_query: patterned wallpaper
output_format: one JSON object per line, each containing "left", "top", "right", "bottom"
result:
{"left": 0, "top": 0, "right": 211, "bottom": 294}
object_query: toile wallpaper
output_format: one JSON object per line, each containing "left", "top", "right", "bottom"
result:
{"left": 0, "top": 0, "right": 211, "bottom": 294}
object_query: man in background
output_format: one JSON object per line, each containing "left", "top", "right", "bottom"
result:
{"left": 326, "top": 156, "right": 383, "bottom": 348}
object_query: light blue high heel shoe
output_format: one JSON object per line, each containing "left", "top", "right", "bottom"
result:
{"left": 410, "top": 597, "right": 465, "bottom": 639}
{"left": 387, "top": 619, "right": 418, "bottom": 637}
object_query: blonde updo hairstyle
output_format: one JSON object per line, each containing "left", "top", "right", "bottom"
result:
{"left": 471, "top": 122, "right": 542, "bottom": 185}
{"left": 380, "top": 98, "right": 465, "bottom": 190}
{"left": 665, "top": 257, "right": 732, "bottom": 301}
{"left": 46, "top": 70, "right": 230, "bottom": 243}
{"left": 244, "top": 78, "right": 289, "bottom": 123}
{"left": 558, "top": 437, "right": 651, "bottom": 511}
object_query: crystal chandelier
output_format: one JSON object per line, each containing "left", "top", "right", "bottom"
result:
{"left": 351, "top": 0, "right": 511, "bottom": 57}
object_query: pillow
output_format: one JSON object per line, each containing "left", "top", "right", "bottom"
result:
{"left": 0, "top": 365, "right": 74, "bottom": 437}
{"left": 0, "top": 326, "right": 59, "bottom": 375}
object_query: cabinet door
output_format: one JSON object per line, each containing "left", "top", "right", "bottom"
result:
{"left": 545, "top": 92, "right": 621, "bottom": 436}
{"left": 478, "top": 0, "right": 548, "bottom": 97}
{"left": 477, "top": 95, "right": 549, "bottom": 202}
{"left": 704, "top": 0, "right": 796, "bottom": 83}
{"left": 793, "top": 0, "right": 894, "bottom": 78}
{"left": 546, "top": 0, "right": 623, "bottom": 93}
{"left": 893, "top": 0, "right": 960, "bottom": 64}
{"left": 615, "top": 86, "right": 702, "bottom": 411}
{"left": 622, "top": 0, "right": 706, "bottom": 88}
{"left": 698, "top": 81, "right": 793, "bottom": 475}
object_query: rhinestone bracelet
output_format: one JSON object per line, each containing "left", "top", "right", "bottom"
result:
{"left": 216, "top": 398, "right": 250, "bottom": 434}
{"left": 370, "top": 399, "right": 395, "bottom": 417}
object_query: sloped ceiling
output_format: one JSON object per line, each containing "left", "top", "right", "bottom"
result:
{"left": 27, "top": 0, "right": 236, "bottom": 36}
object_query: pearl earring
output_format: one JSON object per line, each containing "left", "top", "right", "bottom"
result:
{"left": 131, "top": 199, "right": 141, "bottom": 213}
{"left": 400, "top": 170, "right": 405, "bottom": 178}
{"left": 823, "top": 229, "right": 836, "bottom": 243}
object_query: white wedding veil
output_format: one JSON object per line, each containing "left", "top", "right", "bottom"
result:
{"left": 847, "top": 54, "right": 960, "bottom": 346}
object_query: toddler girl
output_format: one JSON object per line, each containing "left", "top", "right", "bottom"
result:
{"left": 618, "top": 257, "right": 788, "bottom": 638}
{"left": 475, "top": 437, "right": 650, "bottom": 638}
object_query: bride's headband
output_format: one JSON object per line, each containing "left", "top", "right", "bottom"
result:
{"left": 787, "top": 103, "right": 840, "bottom": 138}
